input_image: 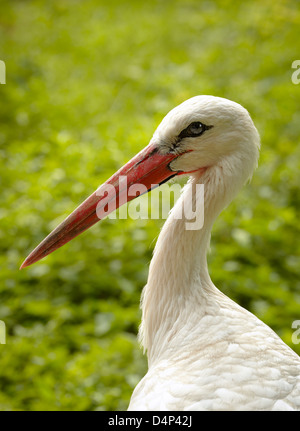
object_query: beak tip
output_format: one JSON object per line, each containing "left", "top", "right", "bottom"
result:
{"left": 19, "top": 260, "right": 28, "bottom": 270}
{"left": 20, "top": 255, "right": 34, "bottom": 270}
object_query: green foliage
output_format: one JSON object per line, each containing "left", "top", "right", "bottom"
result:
{"left": 0, "top": 0, "right": 300, "bottom": 411}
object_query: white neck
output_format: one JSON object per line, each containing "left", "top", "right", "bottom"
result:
{"left": 139, "top": 163, "right": 243, "bottom": 366}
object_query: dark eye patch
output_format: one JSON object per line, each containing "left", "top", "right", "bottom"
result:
{"left": 178, "top": 121, "right": 213, "bottom": 139}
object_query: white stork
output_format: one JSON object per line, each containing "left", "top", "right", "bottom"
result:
{"left": 21, "top": 96, "right": 300, "bottom": 411}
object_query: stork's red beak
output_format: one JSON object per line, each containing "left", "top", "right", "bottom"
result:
{"left": 20, "top": 143, "right": 182, "bottom": 269}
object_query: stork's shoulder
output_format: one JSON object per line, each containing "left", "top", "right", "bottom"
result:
{"left": 128, "top": 347, "right": 300, "bottom": 411}
{"left": 129, "top": 295, "right": 300, "bottom": 411}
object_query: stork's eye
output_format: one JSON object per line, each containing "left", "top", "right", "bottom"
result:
{"left": 188, "top": 122, "right": 203, "bottom": 135}
{"left": 178, "top": 121, "right": 212, "bottom": 139}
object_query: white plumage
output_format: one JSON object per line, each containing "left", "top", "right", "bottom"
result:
{"left": 128, "top": 96, "right": 300, "bottom": 411}
{"left": 22, "top": 95, "right": 300, "bottom": 411}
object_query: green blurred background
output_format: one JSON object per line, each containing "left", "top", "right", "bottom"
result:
{"left": 0, "top": 0, "right": 300, "bottom": 411}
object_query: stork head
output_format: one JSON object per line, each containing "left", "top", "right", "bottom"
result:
{"left": 20, "top": 95, "right": 260, "bottom": 268}
{"left": 153, "top": 95, "right": 260, "bottom": 183}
